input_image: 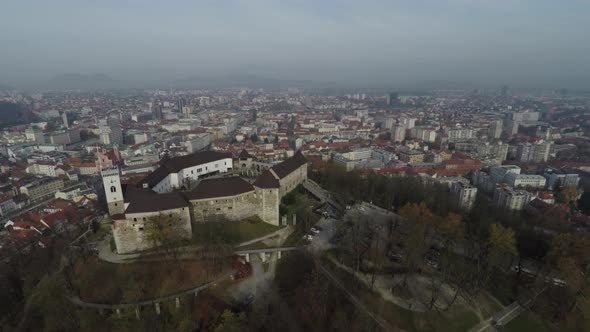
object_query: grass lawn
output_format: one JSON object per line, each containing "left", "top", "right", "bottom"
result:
{"left": 504, "top": 311, "right": 557, "bottom": 332}
{"left": 283, "top": 227, "right": 307, "bottom": 246}
{"left": 475, "top": 291, "right": 504, "bottom": 319}
{"left": 192, "top": 216, "right": 281, "bottom": 245}
{"left": 487, "top": 271, "right": 518, "bottom": 306}
{"left": 237, "top": 240, "right": 270, "bottom": 250}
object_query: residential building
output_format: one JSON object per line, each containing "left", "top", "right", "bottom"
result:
{"left": 446, "top": 127, "right": 476, "bottom": 142}
{"left": 489, "top": 165, "right": 521, "bottom": 184}
{"left": 399, "top": 150, "right": 425, "bottom": 164}
{"left": 19, "top": 178, "right": 65, "bottom": 202}
{"left": 504, "top": 173, "right": 546, "bottom": 189}
{"left": 451, "top": 181, "right": 478, "bottom": 211}
{"left": 391, "top": 124, "right": 406, "bottom": 143}
{"left": 493, "top": 186, "right": 532, "bottom": 211}
{"left": 543, "top": 168, "right": 581, "bottom": 191}
{"left": 488, "top": 120, "right": 503, "bottom": 139}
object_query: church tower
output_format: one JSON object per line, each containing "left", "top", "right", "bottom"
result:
{"left": 102, "top": 167, "right": 124, "bottom": 215}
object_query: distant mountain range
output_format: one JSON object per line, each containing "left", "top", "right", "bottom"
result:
{"left": 0, "top": 84, "right": 13, "bottom": 91}
{"left": 41, "top": 73, "right": 334, "bottom": 91}
{"left": 407, "top": 80, "right": 475, "bottom": 91}
{"left": 173, "top": 75, "right": 318, "bottom": 89}
{"left": 47, "top": 73, "right": 118, "bottom": 90}
{"left": 36, "top": 74, "right": 485, "bottom": 93}
{"left": 27, "top": 73, "right": 590, "bottom": 92}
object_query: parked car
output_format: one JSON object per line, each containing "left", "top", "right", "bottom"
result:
{"left": 303, "top": 234, "right": 314, "bottom": 241}
{"left": 387, "top": 248, "right": 407, "bottom": 261}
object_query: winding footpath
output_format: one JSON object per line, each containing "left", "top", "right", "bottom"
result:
{"left": 70, "top": 272, "right": 233, "bottom": 310}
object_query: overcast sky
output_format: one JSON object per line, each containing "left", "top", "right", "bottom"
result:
{"left": 2, "top": 0, "right": 589, "bottom": 87}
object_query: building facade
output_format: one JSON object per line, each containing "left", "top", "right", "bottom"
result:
{"left": 493, "top": 186, "right": 532, "bottom": 211}
{"left": 451, "top": 181, "right": 478, "bottom": 211}
{"left": 19, "top": 178, "right": 64, "bottom": 202}
{"left": 104, "top": 150, "right": 307, "bottom": 254}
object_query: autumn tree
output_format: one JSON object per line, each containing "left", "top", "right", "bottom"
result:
{"left": 304, "top": 268, "right": 332, "bottom": 327}
{"left": 145, "top": 213, "right": 188, "bottom": 261}
{"left": 487, "top": 223, "right": 517, "bottom": 266}
{"left": 30, "top": 274, "right": 80, "bottom": 332}
{"left": 398, "top": 202, "right": 437, "bottom": 289}
{"left": 559, "top": 185, "right": 579, "bottom": 205}
{"left": 342, "top": 212, "right": 372, "bottom": 272}
{"left": 545, "top": 233, "right": 590, "bottom": 329}
{"left": 472, "top": 223, "right": 517, "bottom": 293}
{"left": 432, "top": 213, "right": 467, "bottom": 309}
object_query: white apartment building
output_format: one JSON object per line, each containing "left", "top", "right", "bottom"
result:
{"left": 504, "top": 173, "right": 546, "bottom": 189}
{"left": 493, "top": 186, "right": 532, "bottom": 211}
{"left": 451, "top": 181, "right": 478, "bottom": 211}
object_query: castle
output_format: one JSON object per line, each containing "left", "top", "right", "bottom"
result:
{"left": 102, "top": 150, "right": 307, "bottom": 254}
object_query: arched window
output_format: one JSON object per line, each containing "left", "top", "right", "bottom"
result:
{"left": 110, "top": 186, "right": 117, "bottom": 193}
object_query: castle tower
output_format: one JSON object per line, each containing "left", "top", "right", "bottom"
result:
{"left": 102, "top": 167, "right": 125, "bottom": 215}
{"left": 252, "top": 170, "right": 280, "bottom": 226}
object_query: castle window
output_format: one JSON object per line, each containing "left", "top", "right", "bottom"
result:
{"left": 216, "top": 208, "right": 221, "bottom": 211}
{"left": 110, "top": 186, "right": 117, "bottom": 193}
{"left": 228, "top": 207, "right": 232, "bottom": 210}
{"left": 133, "top": 218, "right": 137, "bottom": 222}
{"left": 139, "top": 227, "right": 144, "bottom": 231}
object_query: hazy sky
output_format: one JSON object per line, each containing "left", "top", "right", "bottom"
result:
{"left": 2, "top": 0, "right": 589, "bottom": 87}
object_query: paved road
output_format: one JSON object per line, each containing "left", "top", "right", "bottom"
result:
{"left": 308, "top": 217, "right": 338, "bottom": 252}
{"left": 468, "top": 302, "right": 526, "bottom": 332}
